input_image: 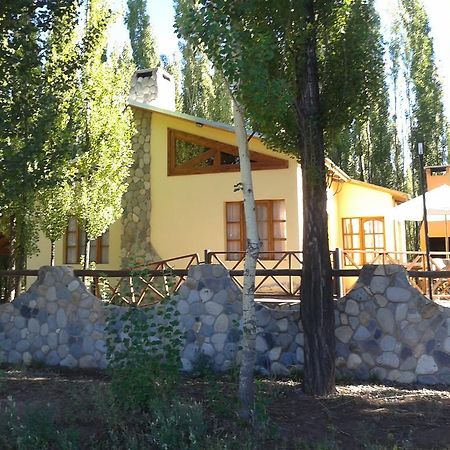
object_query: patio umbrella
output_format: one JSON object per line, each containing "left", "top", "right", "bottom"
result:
{"left": 391, "top": 184, "right": 450, "bottom": 253}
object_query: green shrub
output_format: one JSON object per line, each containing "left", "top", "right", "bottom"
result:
{"left": 0, "top": 399, "right": 78, "bottom": 450}
{"left": 105, "top": 293, "right": 182, "bottom": 410}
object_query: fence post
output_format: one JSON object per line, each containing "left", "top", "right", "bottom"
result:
{"left": 204, "top": 249, "right": 211, "bottom": 264}
{"left": 333, "top": 248, "right": 344, "bottom": 299}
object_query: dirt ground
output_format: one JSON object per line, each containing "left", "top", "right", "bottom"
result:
{"left": 1, "top": 368, "right": 450, "bottom": 449}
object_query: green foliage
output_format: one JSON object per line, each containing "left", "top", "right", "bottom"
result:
{"left": 70, "top": 0, "right": 134, "bottom": 265}
{"left": 34, "top": 180, "right": 73, "bottom": 246}
{"left": 176, "top": 0, "right": 390, "bottom": 158}
{"left": 105, "top": 295, "right": 182, "bottom": 410}
{"left": 180, "top": 38, "right": 233, "bottom": 124}
{"left": 0, "top": 0, "right": 81, "bottom": 269}
{"left": 126, "top": 0, "right": 159, "bottom": 69}
{"left": 397, "top": 0, "right": 448, "bottom": 197}
{"left": 326, "top": 1, "right": 396, "bottom": 189}
{"left": 0, "top": 399, "right": 78, "bottom": 450}
{"left": 163, "top": 53, "right": 183, "bottom": 111}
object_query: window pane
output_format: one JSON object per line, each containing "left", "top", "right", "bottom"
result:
{"left": 257, "top": 222, "right": 269, "bottom": 240}
{"left": 101, "top": 246, "right": 109, "bottom": 264}
{"left": 344, "top": 235, "right": 353, "bottom": 249}
{"left": 352, "top": 219, "right": 360, "bottom": 233}
{"left": 227, "top": 223, "right": 241, "bottom": 239}
{"left": 102, "top": 230, "right": 109, "bottom": 245}
{"left": 374, "top": 220, "right": 383, "bottom": 233}
{"left": 364, "top": 220, "right": 374, "bottom": 233}
{"left": 227, "top": 203, "right": 241, "bottom": 221}
{"left": 66, "top": 248, "right": 77, "bottom": 264}
{"left": 68, "top": 218, "right": 77, "bottom": 231}
{"left": 175, "top": 140, "right": 210, "bottom": 165}
{"left": 352, "top": 235, "right": 360, "bottom": 249}
{"left": 273, "top": 221, "right": 286, "bottom": 239}
{"left": 273, "top": 200, "right": 286, "bottom": 221}
{"left": 375, "top": 234, "right": 384, "bottom": 248}
{"left": 67, "top": 234, "right": 77, "bottom": 246}
{"left": 343, "top": 219, "right": 351, "bottom": 234}
{"left": 256, "top": 203, "right": 268, "bottom": 221}
{"left": 274, "top": 239, "right": 286, "bottom": 252}
{"left": 365, "top": 235, "right": 374, "bottom": 248}
{"left": 90, "top": 241, "right": 97, "bottom": 262}
{"left": 220, "top": 152, "right": 239, "bottom": 165}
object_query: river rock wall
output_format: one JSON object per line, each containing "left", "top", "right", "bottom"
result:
{"left": 335, "top": 265, "right": 450, "bottom": 384}
{"left": 3, "top": 264, "right": 450, "bottom": 385}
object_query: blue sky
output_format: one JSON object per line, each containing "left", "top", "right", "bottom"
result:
{"left": 110, "top": 0, "right": 450, "bottom": 114}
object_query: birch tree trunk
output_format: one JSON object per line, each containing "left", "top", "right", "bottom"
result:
{"left": 50, "top": 241, "right": 56, "bottom": 266}
{"left": 296, "top": 0, "right": 336, "bottom": 396}
{"left": 83, "top": 236, "right": 90, "bottom": 270}
{"left": 233, "top": 98, "right": 260, "bottom": 422}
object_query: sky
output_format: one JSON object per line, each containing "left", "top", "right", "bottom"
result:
{"left": 111, "top": 0, "right": 450, "bottom": 115}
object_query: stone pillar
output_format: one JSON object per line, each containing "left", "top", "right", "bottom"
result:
{"left": 121, "top": 108, "right": 159, "bottom": 267}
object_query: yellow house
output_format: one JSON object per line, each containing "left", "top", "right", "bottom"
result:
{"left": 28, "top": 68, "right": 408, "bottom": 272}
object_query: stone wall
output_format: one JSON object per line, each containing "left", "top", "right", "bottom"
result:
{"left": 3, "top": 264, "right": 450, "bottom": 386}
{"left": 0, "top": 265, "right": 302, "bottom": 376}
{"left": 174, "top": 265, "right": 302, "bottom": 376}
{"left": 121, "top": 107, "right": 158, "bottom": 266}
{"left": 0, "top": 267, "right": 107, "bottom": 369}
{"left": 335, "top": 265, "right": 450, "bottom": 384}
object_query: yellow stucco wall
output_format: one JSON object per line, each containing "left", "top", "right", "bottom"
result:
{"left": 28, "top": 221, "right": 122, "bottom": 270}
{"left": 149, "top": 113, "right": 301, "bottom": 262}
{"left": 27, "top": 108, "right": 406, "bottom": 276}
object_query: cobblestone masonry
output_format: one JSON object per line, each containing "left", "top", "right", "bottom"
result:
{"left": 3, "top": 264, "right": 450, "bottom": 385}
{"left": 120, "top": 106, "right": 158, "bottom": 266}
{"left": 0, "top": 267, "right": 108, "bottom": 369}
{"left": 335, "top": 265, "right": 450, "bottom": 384}
{"left": 122, "top": 68, "right": 175, "bottom": 266}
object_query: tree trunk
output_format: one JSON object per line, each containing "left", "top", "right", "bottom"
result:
{"left": 83, "top": 236, "right": 90, "bottom": 270}
{"left": 296, "top": 0, "right": 335, "bottom": 396}
{"left": 50, "top": 241, "right": 56, "bottom": 266}
{"left": 233, "top": 98, "right": 260, "bottom": 422}
{"left": 5, "top": 215, "right": 17, "bottom": 302}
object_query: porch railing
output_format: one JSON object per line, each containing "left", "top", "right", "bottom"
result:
{"left": 3, "top": 249, "right": 450, "bottom": 304}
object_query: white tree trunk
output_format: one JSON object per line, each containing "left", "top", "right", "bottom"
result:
{"left": 233, "top": 98, "right": 260, "bottom": 422}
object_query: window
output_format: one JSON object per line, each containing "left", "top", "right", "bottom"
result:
{"left": 65, "top": 218, "right": 109, "bottom": 264}
{"left": 226, "top": 200, "right": 287, "bottom": 260}
{"left": 342, "top": 217, "right": 385, "bottom": 266}
{"left": 168, "top": 129, "right": 288, "bottom": 175}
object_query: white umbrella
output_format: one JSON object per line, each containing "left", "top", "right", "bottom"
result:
{"left": 391, "top": 184, "right": 450, "bottom": 253}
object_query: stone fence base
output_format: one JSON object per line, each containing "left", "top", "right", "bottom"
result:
{"left": 1, "top": 264, "right": 450, "bottom": 385}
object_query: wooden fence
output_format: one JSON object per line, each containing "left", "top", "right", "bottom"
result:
{"left": 2, "top": 249, "right": 450, "bottom": 305}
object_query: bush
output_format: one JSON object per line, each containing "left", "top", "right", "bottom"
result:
{"left": 105, "top": 293, "right": 182, "bottom": 410}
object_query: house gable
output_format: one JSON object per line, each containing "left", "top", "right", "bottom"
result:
{"left": 167, "top": 128, "right": 288, "bottom": 176}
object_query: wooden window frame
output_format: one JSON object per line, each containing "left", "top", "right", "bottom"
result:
{"left": 342, "top": 217, "right": 385, "bottom": 266}
{"left": 64, "top": 220, "right": 109, "bottom": 265}
{"left": 225, "top": 200, "right": 287, "bottom": 260}
{"left": 168, "top": 128, "right": 288, "bottom": 176}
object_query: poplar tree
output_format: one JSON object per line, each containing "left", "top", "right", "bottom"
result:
{"left": 125, "top": 0, "right": 159, "bottom": 68}
{"left": 399, "top": 0, "right": 448, "bottom": 195}
{"left": 181, "top": 43, "right": 214, "bottom": 118}
{"left": 0, "top": 0, "right": 80, "bottom": 290}
{"left": 327, "top": 0, "right": 395, "bottom": 188}
{"left": 74, "top": 0, "right": 134, "bottom": 269}
{"left": 177, "top": 0, "right": 389, "bottom": 400}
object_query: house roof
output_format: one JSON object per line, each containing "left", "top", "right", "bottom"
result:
{"left": 129, "top": 99, "right": 409, "bottom": 203}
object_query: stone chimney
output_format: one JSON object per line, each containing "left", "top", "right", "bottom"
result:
{"left": 129, "top": 67, "right": 175, "bottom": 111}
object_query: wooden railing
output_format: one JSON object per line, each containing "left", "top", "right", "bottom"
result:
{"left": 3, "top": 249, "right": 450, "bottom": 303}
{"left": 205, "top": 250, "right": 345, "bottom": 298}
{"left": 0, "top": 253, "right": 200, "bottom": 306}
